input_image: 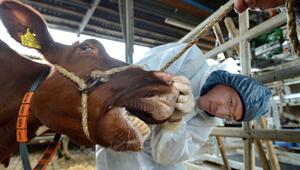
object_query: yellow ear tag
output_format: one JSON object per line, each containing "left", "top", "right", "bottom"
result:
{"left": 21, "top": 28, "right": 41, "bottom": 49}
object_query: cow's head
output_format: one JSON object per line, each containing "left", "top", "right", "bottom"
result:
{"left": 0, "top": 0, "right": 179, "bottom": 151}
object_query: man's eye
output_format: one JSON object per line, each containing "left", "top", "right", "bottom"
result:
{"left": 228, "top": 98, "right": 233, "bottom": 108}
{"left": 80, "top": 44, "right": 92, "bottom": 51}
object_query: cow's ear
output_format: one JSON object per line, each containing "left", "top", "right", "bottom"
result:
{"left": 0, "top": 0, "right": 56, "bottom": 62}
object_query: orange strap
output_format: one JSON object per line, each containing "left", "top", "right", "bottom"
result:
{"left": 33, "top": 141, "right": 60, "bottom": 170}
{"left": 16, "top": 91, "right": 61, "bottom": 170}
{"left": 16, "top": 92, "right": 33, "bottom": 142}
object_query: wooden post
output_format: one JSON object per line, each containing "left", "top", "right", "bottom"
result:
{"left": 239, "top": 10, "right": 255, "bottom": 170}
{"left": 205, "top": 12, "right": 286, "bottom": 58}
{"left": 216, "top": 136, "right": 231, "bottom": 170}
{"left": 254, "top": 139, "right": 271, "bottom": 170}
{"left": 224, "top": 17, "right": 240, "bottom": 55}
{"left": 213, "top": 22, "right": 229, "bottom": 58}
{"left": 260, "top": 118, "right": 281, "bottom": 170}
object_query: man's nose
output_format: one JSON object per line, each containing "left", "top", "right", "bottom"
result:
{"left": 153, "top": 71, "right": 173, "bottom": 85}
{"left": 215, "top": 105, "right": 230, "bottom": 118}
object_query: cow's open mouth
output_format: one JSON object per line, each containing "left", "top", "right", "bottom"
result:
{"left": 112, "top": 96, "right": 177, "bottom": 146}
{"left": 118, "top": 107, "right": 150, "bottom": 144}
{"left": 116, "top": 85, "right": 179, "bottom": 125}
{"left": 109, "top": 88, "right": 179, "bottom": 150}
{"left": 121, "top": 96, "right": 177, "bottom": 124}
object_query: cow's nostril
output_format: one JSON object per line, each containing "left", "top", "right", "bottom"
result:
{"left": 153, "top": 71, "right": 173, "bottom": 85}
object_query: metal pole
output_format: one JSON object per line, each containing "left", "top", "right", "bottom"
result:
{"left": 78, "top": 0, "right": 101, "bottom": 36}
{"left": 125, "top": 0, "right": 134, "bottom": 64}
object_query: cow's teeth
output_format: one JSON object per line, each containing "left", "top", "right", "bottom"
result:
{"left": 120, "top": 107, "right": 150, "bottom": 141}
{"left": 126, "top": 115, "right": 150, "bottom": 141}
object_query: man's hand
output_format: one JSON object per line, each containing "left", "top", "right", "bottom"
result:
{"left": 167, "top": 76, "right": 195, "bottom": 123}
{"left": 234, "top": 0, "right": 284, "bottom": 13}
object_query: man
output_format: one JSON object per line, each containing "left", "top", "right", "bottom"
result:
{"left": 96, "top": 43, "right": 271, "bottom": 170}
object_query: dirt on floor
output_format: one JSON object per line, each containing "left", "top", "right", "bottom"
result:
{"left": 0, "top": 148, "right": 96, "bottom": 170}
{"left": 0, "top": 140, "right": 224, "bottom": 170}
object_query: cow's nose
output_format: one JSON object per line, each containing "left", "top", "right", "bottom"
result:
{"left": 153, "top": 71, "right": 173, "bottom": 85}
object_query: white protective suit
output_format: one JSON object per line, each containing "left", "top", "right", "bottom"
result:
{"left": 96, "top": 43, "right": 238, "bottom": 170}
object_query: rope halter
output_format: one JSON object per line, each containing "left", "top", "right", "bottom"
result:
{"left": 54, "top": 64, "right": 142, "bottom": 142}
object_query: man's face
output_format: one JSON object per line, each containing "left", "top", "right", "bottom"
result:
{"left": 198, "top": 85, "right": 243, "bottom": 121}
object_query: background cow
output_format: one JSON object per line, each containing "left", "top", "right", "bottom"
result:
{"left": 0, "top": 0, "right": 179, "bottom": 167}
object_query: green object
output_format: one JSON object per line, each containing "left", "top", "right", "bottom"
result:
{"left": 251, "top": 28, "right": 283, "bottom": 58}
{"left": 252, "top": 28, "right": 283, "bottom": 48}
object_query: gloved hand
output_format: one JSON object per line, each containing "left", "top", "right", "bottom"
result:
{"left": 234, "top": 0, "right": 284, "bottom": 13}
{"left": 162, "top": 76, "right": 195, "bottom": 131}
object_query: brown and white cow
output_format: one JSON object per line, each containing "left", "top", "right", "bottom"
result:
{"left": 0, "top": 0, "right": 179, "bottom": 167}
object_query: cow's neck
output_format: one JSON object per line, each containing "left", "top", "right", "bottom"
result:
{"left": 0, "top": 43, "right": 50, "bottom": 120}
{"left": 0, "top": 42, "right": 50, "bottom": 163}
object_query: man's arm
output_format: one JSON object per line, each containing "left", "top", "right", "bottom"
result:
{"left": 149, "top": 76, "right": 210, "bottom": 165}
{"left": 150, "top": 115, "right": 216, "bottom": 165}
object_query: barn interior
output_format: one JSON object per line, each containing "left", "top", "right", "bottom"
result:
{"left": 1, "top": 0, "right": 300, "bottom": 170}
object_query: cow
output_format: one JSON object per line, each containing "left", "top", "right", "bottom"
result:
{"left": 0, "top": 0, "right": 179, "bottom": 167}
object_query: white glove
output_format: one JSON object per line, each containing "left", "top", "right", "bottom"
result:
{"left": 172, "top": 76, "right": 195, "bottom": 114}
{"left": 162, "top": 76, "right": 195, "bottom": 131}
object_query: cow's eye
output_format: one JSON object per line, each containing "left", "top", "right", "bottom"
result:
{"left": 80, "top": 43, "right": 92, "bottom": 51}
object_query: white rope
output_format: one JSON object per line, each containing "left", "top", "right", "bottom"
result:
{"left": 54, "top": 65, "right": 87, "bottom": 90}
{"left": 54, "top": 64, "right": 91, "bottom": 141}
{"left": 91, "top": 65, "right": 142, "bottom": 82}
{"left": 53, "top": 64, "right": 142, "bottom": 142}
{"left": 81, "top": 92, "right": 90, "bottom": 140}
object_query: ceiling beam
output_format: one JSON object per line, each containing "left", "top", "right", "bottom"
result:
{"left": 53, "top": 0, "right": 193, "bottom": 36}
{"left": 134, "top": 0, "right": 203, "bottom": 26}
{"left": 78, "top": 0, "right": 101, "bottom": 35}
{"left": 22, "top": 0, "right": 179, "bottom": 41}
{"left": 45, "top": 15, "right": 166, "bottom": 46}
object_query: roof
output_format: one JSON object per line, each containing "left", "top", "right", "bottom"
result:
{"left": 20, "top": 0, "right": 223, "bottom": 51}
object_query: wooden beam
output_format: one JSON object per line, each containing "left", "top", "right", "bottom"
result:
{"left": 202, "top": 154, "right": 263, "bottom": 170}
{"left": 254, "top": 139, "right": 271, "bottom": 170}
{"left": 211, "top": 127, "right": 300, "bottom": 143}
{"left": 204, "top": 12, "right": 286, "bottom": 58}
{"left": 179, "top": 0, "right": 234, "bottom": 43}
{"left": 216, "top": 136, "right": 231, "bottom": 170}
{"left": 224, "top": 17, "right": 239, "bottom": 54}
{"left": 260, "top": 118, "right": 281, "bottom": 170}
{"left": 254, "top": 59, "right": 300, "bottom": 83}
{"left": 213, "top": 22, "right": 229, "bottom": 58}
{"left": 239, "top": 10, "right": 255, "bottom": 170}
